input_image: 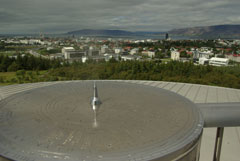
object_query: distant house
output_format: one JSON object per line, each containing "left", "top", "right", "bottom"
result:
{"left": 226, "top": 54, "right": 240, "bottom": 62}
{"left": 88, "top": 49, "right": 100, "bottom": 57}
{"left": 121, "top": 55, "right": 141, "bottom": 61}
{"left": 171, "top": 51, "right": 180, "bottom": 61}
{"left": 104, "top": 54, "right": 120, "bottom": 62}
{"left": 101, "top": 45, "right": 108, "bottom": 54}
{"left": 82, "top": 56, "right": 105, "bottom": 63}
{"left": 68, "top": 52, "right": 86, "bottom": 59}
{"left": 209, "top": 57, "right": 229, "bottom": 66}
{"left": 62, "top": 47, "right": 75, "bottom": 59}
{"left": 49, "top": 53, "right": 64, "bottom": 60}
{"left": 142, "top": 51, "right": 155, "bottom": 58}
{"left": 199, "top": 57, "right": 209, "bottom": 65}
{"left": 130, "top": 48, "right": 139, "bottom": 55}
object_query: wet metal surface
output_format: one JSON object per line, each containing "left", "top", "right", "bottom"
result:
{"left": 0, "top": 81, "right": 203, "bottom": 161}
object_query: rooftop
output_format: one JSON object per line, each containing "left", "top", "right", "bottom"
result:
{"left": 0, "top": 80, "right": 239, "bottom": 161}
{"left": 0, "top": 81, "right": 202, "bottom": 161}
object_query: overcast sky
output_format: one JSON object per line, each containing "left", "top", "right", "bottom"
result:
{"left": 0, "top": 0, "right": 240, "bottom": 34}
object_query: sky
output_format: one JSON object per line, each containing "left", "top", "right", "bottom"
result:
{"left": 0, "top": 0, "right": 240, "bottom": 34}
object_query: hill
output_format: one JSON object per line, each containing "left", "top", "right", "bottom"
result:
{"left": 67, "top": 29, "right": 165, "bottom": 37}
{"left": 169, "top": 25, "right": 240, "bottom": 38}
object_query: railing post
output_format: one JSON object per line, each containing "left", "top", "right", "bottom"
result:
{"left": 213, "top": 127, "right": 224, "bottom": 161}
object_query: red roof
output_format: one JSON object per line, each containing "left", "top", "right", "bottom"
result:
{"left": 233, "top": 54, "right": 240, "bottom": 57}
{"left": 178, "top": 49, "right": 185, "bottom": 52}
{"left": 227, "top": 54, "right": 240, "bottom": 57}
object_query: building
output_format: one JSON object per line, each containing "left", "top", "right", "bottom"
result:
{"left": 62, "top": 47, "right": 86, "bottom": 60}
{"left": 114, "top": 48, "right": 122, "bottom": 54}
{"left": 68, "top": 51, "right": 86, "bottom": 60}
{"left": 142, "top": 51, "right": 155, "bottom": 58}
{"left": 101, "top": 45, "right": 108, "bottom": 54}
{"left": 130, "top": 48, "right": 139, "bottom": 55}
{"left": 121, "top": 55, "right": 141, "bottom": 61}
{"left": 171, "top": 51, "right": 180, "bottom": 61}
{"left": 62, "top": 47, "right": 75, "bottom": 54}
{"left": 62, "top": 47, "right": 75, "bottom": 59}
{"left": 165, "top": 33, "right": 169, "bottom": 40}
{"left": 122, "top": 51, "right": 129, "bottom": 55}
{"left": 64, "top": 51, "right": 86, "bottom": 60}
{"left": 226, "top": 54, "right": 240, "bottom": 62}
{"left": 209, "top": 57, "right": 229, "bottom": 66}
{"left": 49, "top": 53, "right": 64, "bottom": 60}
{"left": 19, "top": 40, "right": 29, "bottom": 44}
{"left": 104, "top": 54, "right": 120, "bottom": 62}
{"left": 88, "top": 49, "right": 100, "bottom": 57}
{"left": 194, "top": 47, "right": 214, "bottom": 59}
{"left": 199, "top": 57, "right": 209, "bottom": 65}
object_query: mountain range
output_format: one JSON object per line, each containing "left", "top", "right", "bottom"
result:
{"left": 67, "top": 29, "right": 165, "bottom": 37}
{"left": 168, "top": 25, "right": 240, "bottom": 38}
{"left": 67, "top": 25, "right": 240, "bottom": 38}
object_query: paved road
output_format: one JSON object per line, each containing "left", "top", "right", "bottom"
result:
{"left": 28, "top": 50, "right": 49, "bottom": 59}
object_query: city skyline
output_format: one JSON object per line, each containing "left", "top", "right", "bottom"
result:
{"left": 1, "top": 0, "right": 240, "bottom": 34}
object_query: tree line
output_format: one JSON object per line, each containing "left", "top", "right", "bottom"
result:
{"left": 0, "top": 55, "right": 240, "bottom": 89}
{"left": 49, "top": 60, "right": 240, "bottom": 89}
{"left": 0, "top": 54, "right": 62, "bottom": 72}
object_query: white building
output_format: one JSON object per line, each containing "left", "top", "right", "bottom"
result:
{"left": 199, "top": 57, "right": 209, "bottom": 65}
{"left": 62, "top": 47, "right": 75, "bottom": 59}
{"left": 19, "top": 40, "right": 29, "bottom": 44}
{"left": 146, "top": 39, "right": 153, "bottom": 42}
{"left": 209, "top": 57, "right": 229, "bottom": 66}
{"left": 68, "top": 52, "right": 86, "bottom": 59}
{"left": 134, "top": 40, "right": 145, "bottom": 43}
{"left": 104, "top": 54, "right": 119, "bottom": 62}
{"left": 226, "top": 54, "right": 240, "bottom": 63}
{"left": 88, "top": 49, "right": 100, "bottom": 57}
{"left": 194, "top": 47, "right": 214, "bottom": 59}
{"left": 171, "top": 51, "right": 180, "bottom": 61}
{"left": 47, "top": 47, "right": 54, "bottom": 51}
{"left": 29, "top": 39, "right": 43, "bottom": 45}
{"left": 142, "top": 51, "right": 155, "bottom": 58}
{"left": 130, "top": 48, "right": 139, "bottom": 55}
{"left": 62, "top": 47, "right": 75, "bottom": 54}
{"left": 49, "top": 53, "right": 64, "bottom": 60}
{"left": 114, "top": 48, "right": 122, "bottom": 54}
{"left": 101, "top": 45, "right": 108, "bottom": 54}
{"left": 121, "top": 55, "right": 141, "bottom": 61}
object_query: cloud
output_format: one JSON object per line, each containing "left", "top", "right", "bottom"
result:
{"left": 0, "top": 0, "right": 240, "bottom": 34}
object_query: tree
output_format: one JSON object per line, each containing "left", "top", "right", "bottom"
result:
{"left": 155, "top": 52, "right": 164, "bottom": 59}
{"left": 180, "top": 51, "right": 188, "bottom": 58}
{"left": 7, "top": 62, "right": 19, "bottom": 71}
{"left": 16, "top": 70, "right": 26, "bottom": 83}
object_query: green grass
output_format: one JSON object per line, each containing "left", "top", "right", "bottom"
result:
{"left": 5, "top": 45, "right": 39, "bottom": 50}
{"left": 0, "top": 72, "right": 16, "bottom": 78}
{"left": 0, "top": 72, "right": 17, "bottom": 86}
{"left": 0, "top": 51, "right": 16, "bottom": 56}
{"left": 161, "top": 58, "right": 172, "bottom": 63}
{"left": 0, "top": 70, "right": 48, "bottom": 86}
